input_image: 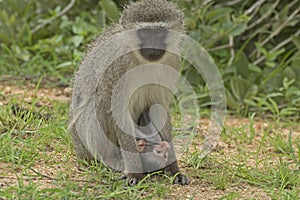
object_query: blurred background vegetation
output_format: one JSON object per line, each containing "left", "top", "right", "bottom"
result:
{"left": 0, "top": 0, "right": 299, "bottom": 120}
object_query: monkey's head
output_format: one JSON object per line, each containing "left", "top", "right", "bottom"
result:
{"left": 120, "top": 0, "right": 184, "bottom": 62}
{"left": 137, "top": 139, "right": 170, "bottom": 172}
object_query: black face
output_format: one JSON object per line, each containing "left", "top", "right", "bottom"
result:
{"left": 137, "top": 27, "right": 168, "bottom": 61}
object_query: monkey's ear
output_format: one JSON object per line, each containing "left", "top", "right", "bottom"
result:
{"left": 137, "top": 139, "right": 146, "bottom": 152}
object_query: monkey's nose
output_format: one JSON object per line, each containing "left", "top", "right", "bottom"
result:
{"left": 140, "top": 48, "right": 165, "bottom": 61}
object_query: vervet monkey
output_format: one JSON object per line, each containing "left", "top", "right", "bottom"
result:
{"left": 69, "top": 0, "right": 189, "bottom": 185}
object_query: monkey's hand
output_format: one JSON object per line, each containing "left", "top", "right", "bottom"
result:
{"left": 120, "top": 173, "right": 145, "bottom": 186}
{"left": 173, "top": 173, "right": 190, "bottom": 185}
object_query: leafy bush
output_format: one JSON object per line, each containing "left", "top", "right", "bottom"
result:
{"left": 179, "top": 0, "right": 300, "bottom": 119}
{"left": 0, "top": 0, "right": 299, "bottom": 119}
{"left": 0, "top": 0, "right": 113, "bottom": 83}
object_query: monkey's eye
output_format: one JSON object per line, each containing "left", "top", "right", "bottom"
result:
{"left": 156, "top": 28, "right": 167, "bottom": 37}
{"left": 155, "top": 150, "right": 162, "bottom": 154}
{"left": 155, "top": 28, "right": 162, "bottom": 33}
{"left": 141, "top": 29, "right": 150, "bottom": 35}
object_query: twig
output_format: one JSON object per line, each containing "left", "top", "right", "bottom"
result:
{"left": 208, "top": 44, "right": 233, "bottom": 52}
{"left": 250, "top": 0, "right": 300, "bottom": 59}
{"left": 203, "top": 0, "right": 214, "bottom": 6}
{"left": 273, "top": 29, "right": 300, "bottom": 52}
{"left": 29, "top": 167, "right": 95, "bottom": 183}
{"left": 213, "top": 0, "right": 244, "bottom": 8}
{"left": 245, "top": 0, "right": 266, "bottom": 16}
{"left": 30, "top": 168, "right": 55, "bottom": 180}
{"left": 253, "top": 29, "right": 300, "bottom": 65}
{"left": 247, "top": 1, "right": 267, "bottom": 21}
{"left": 247, "top": 0, "right": 280, "bottom": 30}
{"left": 261, "top": 5, "right": 300, "bottom": 46}
{"left": 228, "top": 36, "right": 235, "bottom": 66}
{"left": 31, "top": 0, "right": 76, "bottom": 34}
{"left": 248, "top": 22, "right": 273, "bottom": 58}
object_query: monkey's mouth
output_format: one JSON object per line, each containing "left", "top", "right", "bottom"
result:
{"left": 140, "top": 48, "right": 165, "bottom": 61}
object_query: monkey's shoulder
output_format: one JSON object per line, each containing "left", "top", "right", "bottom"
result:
{"left": 87, "top": 23, "right": 124, "bottom": 54}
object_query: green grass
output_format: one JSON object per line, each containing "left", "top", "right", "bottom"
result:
{"left": 0, "top": 95, "right": 299, "bottom": 199}
{"left": 0, "top": 97, "right": 175, "bottom": 199}
{"left": 1, "top": 0, "right": 300, "bottom": 198}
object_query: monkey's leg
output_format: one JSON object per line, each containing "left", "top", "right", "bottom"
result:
{"left": 116, "top": 129, "right": 145, "bottom": 186}
{"left": 163, "top": 159, "right": 190, "bottom": 185}
{"left": 137, "top": 109, "right": 162, "bottom": 141}
{"left": 160, "top": 116, "right": 190, "bottom": 185}
{"left": 70, "top": 125, "right": 94, "bottom": 161}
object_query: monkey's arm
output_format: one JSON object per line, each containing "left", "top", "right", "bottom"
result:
{"left": 155, "top": 113, "right": 190, "bottom": 185}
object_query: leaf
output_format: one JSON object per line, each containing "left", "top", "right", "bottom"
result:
{"left": 71, "top": 35, "right": 84, "bottom": 47}
{"left": 0, "top": 25, "right": 11, "bottom": 43}
{"left": 206, "top": 7, "right": 232, "bottom": 24}
{"left": 255, "top": 43, "right": 267, "bottom": 56}
{"left": 57, "top": 61, "right": 73, "bottom": 68}
{"left": 259, "top": 3, "right": 275, "bottom": 16}
{"left": 283, "top": 67, "right": 297, "bottom": 80}
{"left": 266, "top": 61, "right": 276, "bottom": 68}
{"left": 98, "top": 10, "right": 106, "bottom": 27}
{"left": 279, "top": 108, "right": 298, "bottom": 116}
{"left": 0, "top": 10, "right": 10, "bottom": 24}
{"left": 8, "top": 15, "right": 16, "bottom": 26}
{"left": 245, "top": 85, "right": 258, "bottom": 99}
{"left": 267, "top": 93, "right": 283, "bottom": 98}
{"left": 229, "top": 23, "right": 247, "bottom": 36}
{"left": 244, "top": 99, "right": 257, "bottom": 107}
{"left": 230, "top": 77, "right": 249, "bottom": 102}
{"left": 60, "top": 15, "right": 72, "bottom": 29}
{"left": 282, "top": 78, "right": 295, "bottom": 90}
{"left": 226, "top": 90, "right": 238, "bottom": 109}
{"left": 248, "top": 64, "right": 262, "bottom": 74}
{"left": 184, "top": 67, "right": 204, "bottom": 86}
{"left": 292, "top": 35, "right": 300, "bottom": 50}
{"left": 198, "top": 24, "right": 214, "bottom": 35}
{"left": 99, "top": 0, "right": 119, "bottom": 21}
{"left": 267, "top": 48, "right": 285, "bottom": 61}
{"left": 72, "top": 24, "right": 86, "bottom": 36}
{"left": 233, "top": 52, "right": 249, "bottom": 78}
{"left": 267, "top": 97, "right": 279, "bottom": 115}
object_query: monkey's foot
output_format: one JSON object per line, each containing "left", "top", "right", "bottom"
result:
{"left": 173, "top": 173, "right": 190, "bottom": 185}
{"left": 120, "top": 173, "right": 145, "bottom": 186}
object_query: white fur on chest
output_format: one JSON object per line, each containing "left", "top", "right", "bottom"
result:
{"left": 127, "top": 63, "right": 178, "bottom": 121}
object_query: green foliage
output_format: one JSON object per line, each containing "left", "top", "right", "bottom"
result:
{"left": 0, "top": 0, "right": 299, "bottom": 118}
{"left": 99, "top": 0, "right": 120, "bottom": 22}
{"left": 0, "top": 0, "right": 105, "bottom": 85}
{"left": 179, "top": 0, "right": 300, "bottom": 119}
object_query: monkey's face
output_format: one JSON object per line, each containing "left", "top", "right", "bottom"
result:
{"left": 137, "top": 139, "right": 170, "bottom": 172}
{"left": 137, "top": 26, "right": 168, "bottom": 61}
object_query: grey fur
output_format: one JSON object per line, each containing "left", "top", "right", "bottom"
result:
{"left": 69, "top": 0, "right": 189, "bottom": 185}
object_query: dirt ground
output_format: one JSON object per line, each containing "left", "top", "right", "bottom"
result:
{"left": 0, "top": 83, "right": 299, "bottom": 199}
